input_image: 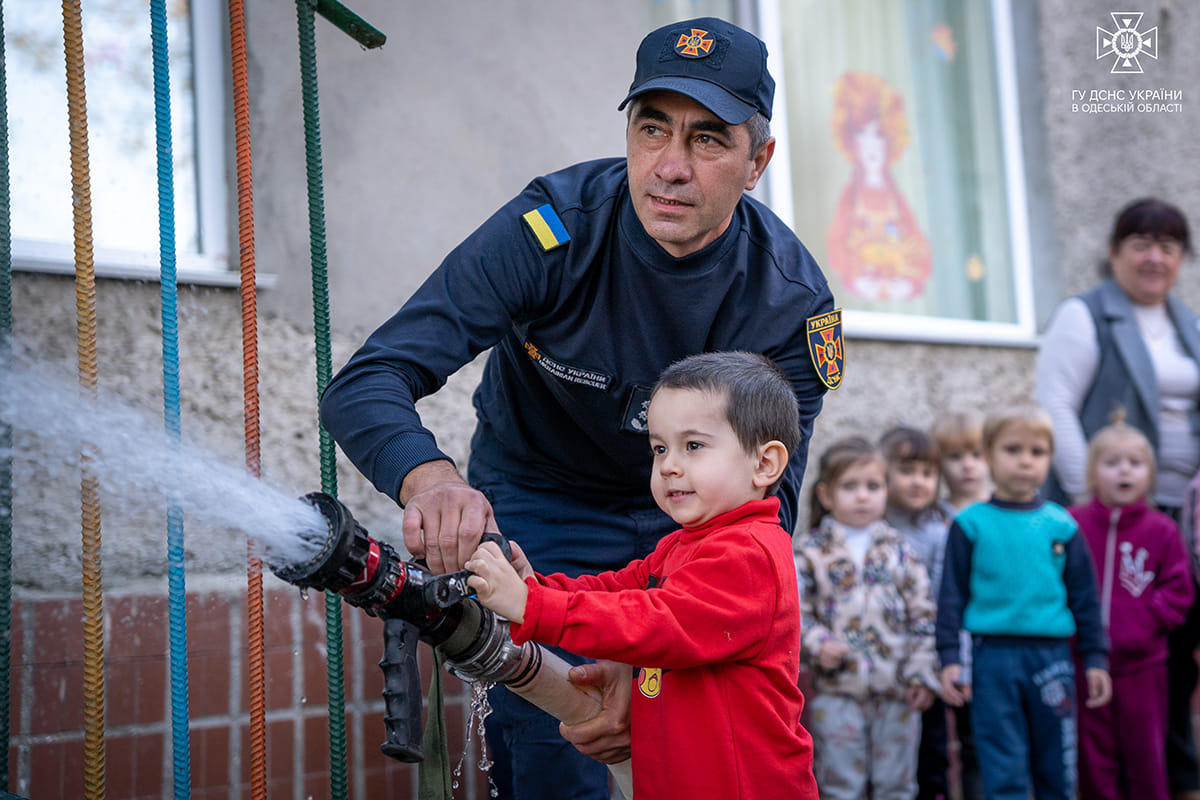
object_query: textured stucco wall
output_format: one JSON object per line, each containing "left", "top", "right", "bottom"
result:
{"left": 1036, "top": 0, "right": 1200, "bottom": 307}
{"left": 9, "top": 1, "right": 1200, "bottom": 591}
{"left": 246, "top": 1, "right": 654, "bottom": 337}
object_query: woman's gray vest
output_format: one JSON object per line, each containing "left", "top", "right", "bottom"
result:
{"left": 1042, "top": 277, "right": 1200, "bottom": 507}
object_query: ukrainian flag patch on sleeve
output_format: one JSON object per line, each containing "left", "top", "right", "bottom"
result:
{"left": 522, "top": 203, "right": 571, "bottom": 251}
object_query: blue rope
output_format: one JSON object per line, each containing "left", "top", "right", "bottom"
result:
{"left": 149, "top": 1, "right": 190, "bottom": 796}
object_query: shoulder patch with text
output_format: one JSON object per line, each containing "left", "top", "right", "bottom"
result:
{"left": 807, "top": 308, "right": 845, "bottom": 390}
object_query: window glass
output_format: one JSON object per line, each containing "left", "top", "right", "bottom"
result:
{"left": 7, "top": 0, "right": 221, "bottom": 267}
{"left": 763, "top": 0, "right": 1033, "bottom": 342}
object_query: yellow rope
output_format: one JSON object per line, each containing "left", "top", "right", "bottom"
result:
{"left": 62, "top": 1, "right": 106, "bottom": 796}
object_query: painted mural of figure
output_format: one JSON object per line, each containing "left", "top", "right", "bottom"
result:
{"left": 827, "top": 71, "right": 932, "bottom": 302}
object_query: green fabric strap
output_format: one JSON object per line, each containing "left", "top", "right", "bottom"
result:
{"left": 418, "top": 648, "right": 452, "bottom": 800}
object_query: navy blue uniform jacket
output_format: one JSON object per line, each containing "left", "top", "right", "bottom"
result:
{"left": 320, "top": 157, "right": 835, "bottom": 535}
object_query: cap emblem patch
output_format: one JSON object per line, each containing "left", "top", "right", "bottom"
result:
{"left": 674, "top": 28, "right": 714, "bottom": 58}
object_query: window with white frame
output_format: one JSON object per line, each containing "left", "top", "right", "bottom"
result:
{"left": 7, "top": 0, "right": 227, "bottom": 276}
{"left": 758, "top": 0, "right": 1034, "bottom": 344}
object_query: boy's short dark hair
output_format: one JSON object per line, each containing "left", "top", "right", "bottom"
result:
{"left": 653, "top": 351, "right": 800, "bottom": 488}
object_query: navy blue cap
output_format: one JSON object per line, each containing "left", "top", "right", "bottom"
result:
{"left": 618, "top": 17, "right": 775, "bottom": 124}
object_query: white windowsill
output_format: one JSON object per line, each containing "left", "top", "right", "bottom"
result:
{"left": 11, "top": 241, "right": 277, "bottom": 289}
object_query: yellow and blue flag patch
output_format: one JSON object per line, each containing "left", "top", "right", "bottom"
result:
{"left": 522, "top": 203, "right": 571, "bottom": 251}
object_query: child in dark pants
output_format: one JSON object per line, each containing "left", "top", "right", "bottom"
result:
{"left": 1070, "top": 419, "right": 1194, "bottom": 800}
{"left": 881, "top": 426, "right": 951, "bottom": 800}
{"left": 937, "top": 402, "right": 1112, "bottom": 800}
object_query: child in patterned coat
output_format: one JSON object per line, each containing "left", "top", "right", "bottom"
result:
{"left": 796, "top": 435, "right": 939, "bottom": 800}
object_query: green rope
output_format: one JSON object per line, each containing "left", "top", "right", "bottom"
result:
{"left": 294, "top": 2, "right": 347, "bottom": 797}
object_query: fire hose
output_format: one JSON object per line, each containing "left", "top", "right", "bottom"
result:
{"left": 270, "top": 492, "right": 634, "bottom": 797}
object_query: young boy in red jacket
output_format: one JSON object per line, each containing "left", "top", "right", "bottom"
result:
{"left": 467, "top": 351, "right": 817, "bottom": 800}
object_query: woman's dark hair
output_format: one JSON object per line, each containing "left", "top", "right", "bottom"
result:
{"left": 1102, "top": 197, "right": 1192, "bottom": 275}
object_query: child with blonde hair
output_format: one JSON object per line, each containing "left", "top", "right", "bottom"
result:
{"left": 797, "top": 435, "right": 938, "bottom": 800}
{"left": 928, "top": 409, "right": 989, "bottom": 800}
{"left": 937, "top": 401, "right": 1111, "bottom": 800}
{"left": 1069, "top": 417, "right": 1194, "bottom": 800}
{"left": 932, "top": 410, "right": 990, "bottom": 511}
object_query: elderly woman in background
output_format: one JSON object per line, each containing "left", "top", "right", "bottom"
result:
{"left": 1035, "top": 196, "right": 1200, "bottom": 800}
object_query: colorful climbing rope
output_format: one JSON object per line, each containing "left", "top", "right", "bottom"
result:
{"left": 225, "top": 0, "right": 268, "bottom": 797}
{"left": 61, "top": 0, "right": 106, "bottom": 797}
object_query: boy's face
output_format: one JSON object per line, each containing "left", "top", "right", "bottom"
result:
{"left": 940, "top": 443, "right": 989, "bottom": 500}
{"left": 986, "top": 423, "right": 1052, "bottom": 503}
{"left": 885, "top": 460, "right": 939, "bottom": 513}
{"left": 647, "top": 387, "right": 768, "bottom": 528}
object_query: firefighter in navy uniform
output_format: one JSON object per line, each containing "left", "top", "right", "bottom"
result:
{"left": 320, "top": 16, "right": 838, "bottom": 800}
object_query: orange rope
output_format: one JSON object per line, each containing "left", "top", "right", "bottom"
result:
{"left": 61, "top": 0, "right": 105, "bottom": 797}
{"left": 226, "top": 0, "right": 267, "bottom": 796}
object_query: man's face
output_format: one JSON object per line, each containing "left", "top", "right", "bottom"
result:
{"left": 626, "top": 91, "right": 772, "bottom": 258}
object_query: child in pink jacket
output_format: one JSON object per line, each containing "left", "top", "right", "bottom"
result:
{"left": 1069, "top": 419, "right": 1194, "bottom": 800}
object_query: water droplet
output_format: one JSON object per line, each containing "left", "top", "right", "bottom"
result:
{"left": 299, "top": 587, "right": 309, "bottom": 602}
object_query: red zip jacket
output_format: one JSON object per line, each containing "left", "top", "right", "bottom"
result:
{"left": 511, "top": 497, "right": 817, "bottom": 800}
{"left": 1069, "top": 498, "right": 1194, "bottom": 675}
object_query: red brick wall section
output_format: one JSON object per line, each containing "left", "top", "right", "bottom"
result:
{"left": 10, "top": 589, "right": 1200, "bottom": 798}
{"left": 5, "top": 587, "right": 497, "bottom": 800}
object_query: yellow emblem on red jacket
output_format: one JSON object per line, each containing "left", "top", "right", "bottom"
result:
{"left": 807, "top": 309, "right": 845, "bottom": 390}
{"left": 638, "top": 667, "right": 662, "bottom": 698}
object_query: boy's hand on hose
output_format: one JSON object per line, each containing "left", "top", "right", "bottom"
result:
{"left": 1084, "top": 667, "right": 1112, "bottom": 708}
{"left": 465, "top": 541, "right": 528, "bottom": 623}
{"left": 560, "top": 660, "right": 633, "bottom": 764}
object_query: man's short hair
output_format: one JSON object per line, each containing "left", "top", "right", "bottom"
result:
{"left": 653, "top": 351, "right": 800, "bottom": 487}
{"left": 744, "top": 112, "right": 771, "bottom": 160}
{"left": 625, "top": 99, "right": 771, "bottom": 161}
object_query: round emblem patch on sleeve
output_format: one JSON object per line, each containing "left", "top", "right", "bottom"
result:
{"left": 807, "top": 308, "right": 845, "bottom": 390}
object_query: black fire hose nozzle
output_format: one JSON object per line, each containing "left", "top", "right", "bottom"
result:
{"left": 380, "top": 618, "right": 425, "bottom": 762}
{"left": 273, "top": 493, "right": 526, "bottom": 765}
